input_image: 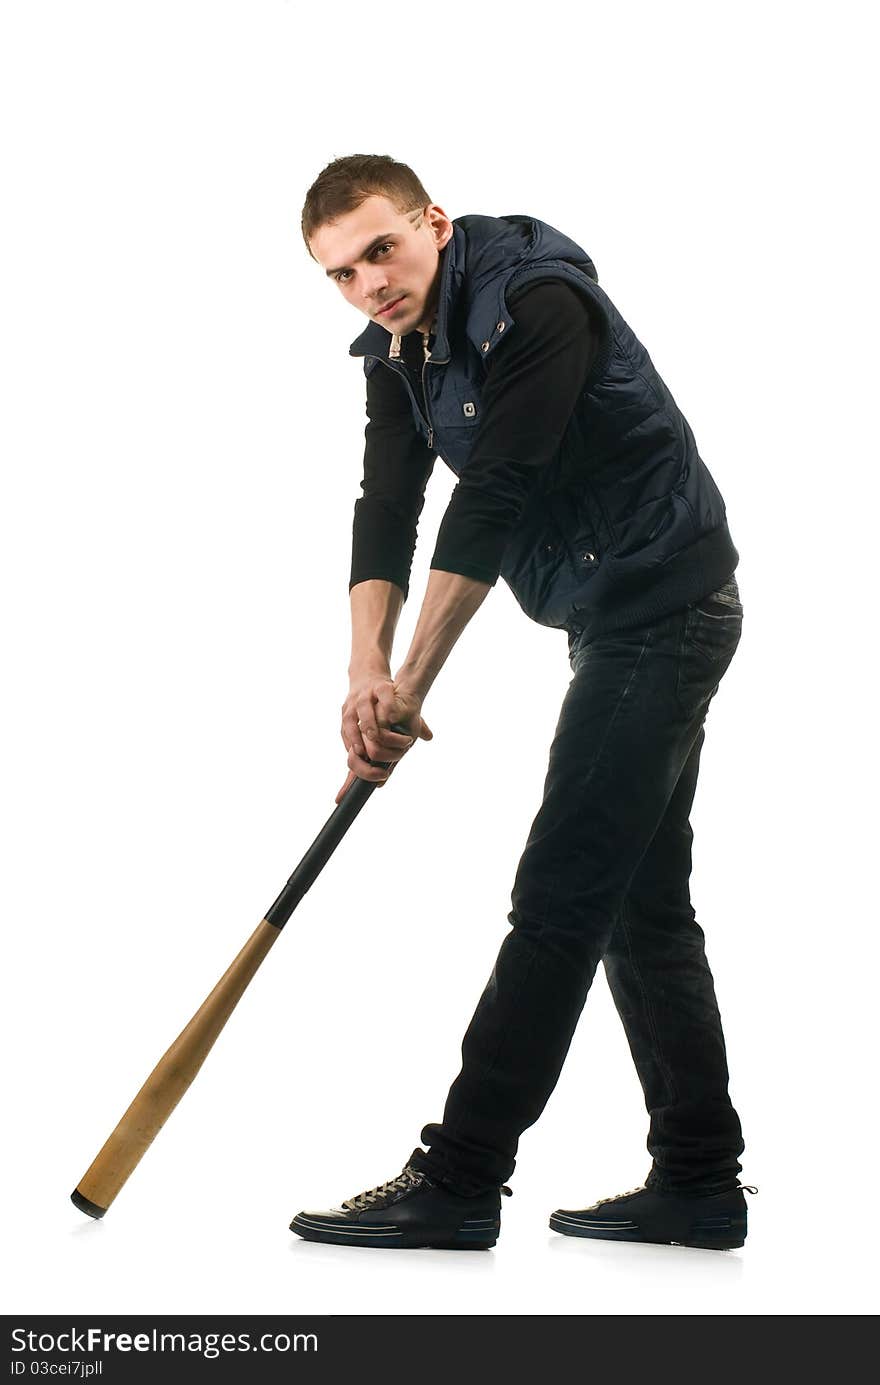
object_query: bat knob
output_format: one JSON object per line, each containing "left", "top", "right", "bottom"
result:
{"left": 71, "top": 1187, "right": 107, "bottom": 1219}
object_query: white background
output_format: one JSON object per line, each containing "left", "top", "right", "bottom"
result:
{"left": 2, "top": 0, "right": 876, "bottom": 1318}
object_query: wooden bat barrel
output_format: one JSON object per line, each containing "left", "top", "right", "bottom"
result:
{"left": 71, "top": 729, "right": 408, "bottom": 1216}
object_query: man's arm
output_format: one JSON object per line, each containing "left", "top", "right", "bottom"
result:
{"left": 336, "top": 571, "right": 484, "bottom": 802}
{"left": 341, "top": 281, "right": 599, "bottom": 792}
{"left": 386, "top": 282, "right": 599, "bottom": 722}
{"left": 393, "top": 570, "right": 491, "bottom": 701}
{"left": 349, "top": 577, "right": 403, "bottom": 677}
{"left": 336, "top": 367, "right": 435, "bottom": 800}
{"left": 349, "top": 361, "right": 435, "bottom": 599}
{"left": 337, "top": 577, "right": 437, "bottom": 801}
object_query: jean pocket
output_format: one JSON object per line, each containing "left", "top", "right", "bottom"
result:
{"left": 676, "top": 582, "right": 743, "bottom": 716}
{"left": 696, "top": 575, "right": 743, "bottom": 616}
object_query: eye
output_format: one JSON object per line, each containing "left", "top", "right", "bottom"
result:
{"left": 334, "top": 243, "right": 393, "bottom": 286}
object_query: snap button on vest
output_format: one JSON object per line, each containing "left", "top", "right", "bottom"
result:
{"left": 463, "top": 402, "right": 476, "bottom": 417}
{"left": 582, "top": 552, "right": 596, "bottom": 562}
{"left": 497, "top": 321, "right": 506, "bottom": 331}
{"left": 481, "top": 341, "right": 490, "bottom": 352}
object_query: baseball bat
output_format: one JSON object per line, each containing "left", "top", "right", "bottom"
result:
{"left": 71, "top": 731, "right": 407, "bottom": 1218}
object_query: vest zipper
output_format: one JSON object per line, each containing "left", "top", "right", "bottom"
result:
{"left": 421, "top": 336, "right": 435, "bottom": 452}
{"left": 372, "top": 338, "right": 448, "bottom": 454}
{"left": 418, "top": 341, "right": 451, "bottom": 449}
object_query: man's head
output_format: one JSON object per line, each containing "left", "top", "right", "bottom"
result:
{"left": 302, "top": 154, "right": 453, "bottom": 337}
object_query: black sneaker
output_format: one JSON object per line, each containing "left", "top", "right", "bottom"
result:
{"left": 290, "top": 1164, "right": 512, "bottom": 1250}
{"left": 549, "top": 1181, "right": 758, "bottom": 1250}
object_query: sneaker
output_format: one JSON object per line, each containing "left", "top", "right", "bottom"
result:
{"left": 290, "top": 1163, "right": 512, "bottom": 1250}
{"left": 549, "top": 1181, "right": 758, "bottom": 1250}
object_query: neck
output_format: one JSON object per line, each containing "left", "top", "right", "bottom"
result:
{"left": 416, "top": 308, "right": 437, "bottom": 337}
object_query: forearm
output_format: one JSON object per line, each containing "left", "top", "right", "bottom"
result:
{"left": 349, "top": 579, "right": 404, "bottom": 676}
{"left": 393, "top": 569, "right": 491, "bottom": 701}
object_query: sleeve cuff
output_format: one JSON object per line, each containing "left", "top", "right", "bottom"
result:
{"left": 349, "top": 573, "right": 409, "bottom": 599}
{"left": 428, "top": 559, "right": 500, "bottom": 586}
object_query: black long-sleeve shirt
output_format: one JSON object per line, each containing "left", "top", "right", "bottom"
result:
{"left": 349, "top": 279, "right": 601, "bottom": 599}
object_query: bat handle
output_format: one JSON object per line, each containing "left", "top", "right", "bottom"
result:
{"left": 334, "top": 717, "right": 412, "bottom": 800}
{"left": 263, "top": 720, "right": 413, "bottom": 929}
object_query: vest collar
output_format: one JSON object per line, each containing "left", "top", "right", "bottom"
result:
{"left": 346, "top": 213, "right": 600, "bottom": 365}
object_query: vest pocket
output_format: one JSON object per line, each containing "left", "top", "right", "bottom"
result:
{"left": 431, "top": 384, "right": 483, "bottom": 468}
{"left": 448, "top": 382, "right": 483, "bottom": 429}
{"left": 571, "top": 541, "right": 600, "bottom": 570}
{"left": 549, "top": 492, "right": 602, "bottom": 576}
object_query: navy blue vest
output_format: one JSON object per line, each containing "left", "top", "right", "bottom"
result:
{"left": 349, "top": 214, "right": 738, "bottom": 639}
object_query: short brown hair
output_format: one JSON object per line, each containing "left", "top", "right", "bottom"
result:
{"left": 301, "top": 154, "right": 431, "bottom": 259}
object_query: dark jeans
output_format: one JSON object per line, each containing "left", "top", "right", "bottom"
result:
{"left": 409, "top": 576, "right": 746, "bottom": 1197}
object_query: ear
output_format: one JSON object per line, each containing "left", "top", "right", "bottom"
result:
{"left": 426, "top": 204, "right": 454, "bottom": 250}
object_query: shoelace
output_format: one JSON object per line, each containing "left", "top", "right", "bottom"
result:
{"left": 341, "top": 1165, "right": 514, "bottom": 1210}
{"left": 342, "top": 1165, "right": 423, "bottom": 1212}
{"left": 591, "top": 1185, "right": 646, "bottom": 1208}
{"left": 592, "top": 1181, "right": 760, "bottom": 1205}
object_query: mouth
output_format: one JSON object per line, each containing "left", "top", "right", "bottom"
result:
{"left": 376, "top": 296, "right": 405, "bottom": 318}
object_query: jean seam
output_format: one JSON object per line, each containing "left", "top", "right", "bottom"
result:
{"left": 618, "top": 897, "right": 679, "bottom": 1110}
{"left": 580, "top": 634, "right": 653, "bottom": 820}
{"left": 446, "top": 927, "right": 544, "bottom": 1149}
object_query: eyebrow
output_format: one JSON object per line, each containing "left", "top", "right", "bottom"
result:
{"left": 324, "top": 233, "right": 396, "bottom": 278}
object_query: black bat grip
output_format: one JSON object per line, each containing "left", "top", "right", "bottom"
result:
{"left": 264, "top": 722, "right": 410, "bottom": 929}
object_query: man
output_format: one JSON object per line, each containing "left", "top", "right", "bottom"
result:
{"left": 290, "top": 154, "right": 756, "bottom": 1252}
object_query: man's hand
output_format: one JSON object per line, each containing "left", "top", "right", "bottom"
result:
{"left": 336, "top": 674, "right": 433, "bottom": 803}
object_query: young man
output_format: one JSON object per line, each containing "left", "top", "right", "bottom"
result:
{"left": 290, "top": 154, "right": 756, "bottom": 1252}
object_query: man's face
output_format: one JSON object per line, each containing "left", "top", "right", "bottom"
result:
{"left": 309, "top": 194, "right": 454, "bottom": 337}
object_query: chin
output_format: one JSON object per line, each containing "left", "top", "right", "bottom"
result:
{"left": 395, "top": 298, "right": 422, "bottom": 328}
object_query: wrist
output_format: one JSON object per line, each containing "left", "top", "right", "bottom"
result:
{"left": 348, "top": 660, "right": 392, "bottom": 682}
{"left": 393, "top": 662, "right": 431, "bottom": 703}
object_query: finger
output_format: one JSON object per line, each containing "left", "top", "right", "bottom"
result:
{"left": 418, "top": 719, "right": 433, "bottom": 741}
{"left": 335, "top": 769, "right": 357, "bottom": 804}
{"left": 364, "top": 727, "right": 414, "bottom": 759}
{"left": 347, "top": 744, "right": 391, "bottom": 783}
{"left": 342, "top": 707, "right": 366, "bottom": 760}
{"left": 358, "top": 696, "right": 410, "bottom": 755}
{"left": 363, "top": 736, "right": 406, "bottom": 768}
{"left": 341, "top": 719, "right": 362, "bottom": 760}
{"left": 375, "top": 684, "right": 401, "bottom": 730}
{"left": 355, "top": 691, "right": 383, "bottom": 749}
{"left": 375, "top": 761, "right": 397, "bottom": 787}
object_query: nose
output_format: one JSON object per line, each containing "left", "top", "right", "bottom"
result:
{"left": 360, "top": 264, "right": 390, "bottom": 303}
